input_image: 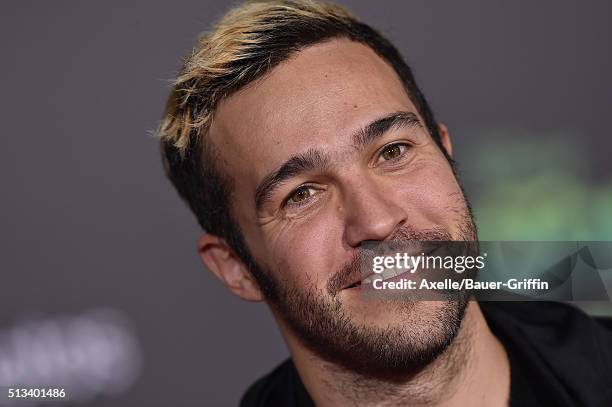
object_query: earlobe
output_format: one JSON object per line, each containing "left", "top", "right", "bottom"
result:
{"left": 197, "top": 234, "right": 264, "bottom": 302}
{"left": 438, "top": 123, "right": 453, "bottom": 158}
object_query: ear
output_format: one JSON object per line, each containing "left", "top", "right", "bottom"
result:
{"left": 437, "top": 123, "right": 453, "bottom": 158}
{"left": 197, "top": 234, "right": 264, "bottom": 302}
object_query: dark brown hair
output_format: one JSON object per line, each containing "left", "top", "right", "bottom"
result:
{"left": 158, "top": 0, "right": 443, "bottom": 274}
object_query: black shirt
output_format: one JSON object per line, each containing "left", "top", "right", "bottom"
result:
{"left": 240, "top": 302, "right": 612, "bottom": 407}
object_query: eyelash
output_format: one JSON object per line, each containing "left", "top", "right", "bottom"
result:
{"left": 281, "top": 142, "right": 412, "bottom": 208}
{"left": 282, "top": 185, "right": 319, "bottom": 208}
{"left": 375, "top": 141, "right": 411, "bottom": 164}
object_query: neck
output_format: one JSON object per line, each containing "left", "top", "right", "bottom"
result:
{"left": 276, "top": 302, "right": 509, "bottom": 407}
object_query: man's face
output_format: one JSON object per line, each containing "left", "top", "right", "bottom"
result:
{"left": 209, "top": 38, "right": 476, "bottom": 373}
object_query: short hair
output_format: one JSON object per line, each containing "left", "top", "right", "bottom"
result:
{"left": 158, "top": 0, "right": 443, "bottom": 266}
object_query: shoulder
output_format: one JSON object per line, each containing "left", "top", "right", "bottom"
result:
{"left": 481, "top": 301, "right": 612, "bottom": 355}
{"left": 240, "top": 358, "right": 296, "bottom": 407}
{"left": 481, "top": 301, "right": 612, "bottom": 405}
{"left": 481, "top": 301, "right": 612, "bottom": 338}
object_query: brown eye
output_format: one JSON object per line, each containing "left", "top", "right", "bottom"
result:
{"left": 288, "top": 186, "right": 314, "bottom": 204}
{"left": 379, "top": 143, "right": 407, "bottom": 162}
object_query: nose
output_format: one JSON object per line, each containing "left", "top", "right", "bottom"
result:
{"left": 342, "top": 177, "right": 408, "bottom": 247}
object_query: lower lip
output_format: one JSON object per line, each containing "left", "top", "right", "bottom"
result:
{"left": 368, "top": 268, "right": 416, "bottom": 286}
{"left": 344, "top": 268, "right": 417, "bottom": 292}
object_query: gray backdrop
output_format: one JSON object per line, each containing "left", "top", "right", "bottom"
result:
{"left": 1, "top": 1, "right": 611, "bottom": 406}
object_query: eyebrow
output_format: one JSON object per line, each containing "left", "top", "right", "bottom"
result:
{"left": 254, "top": 111, "right": 423, "bottom": 212}
{"left": 255, "top": 148, "right": 330, "bottom": 212}
{"left": 352, "top": 111, "right": 422, "bottom": 148}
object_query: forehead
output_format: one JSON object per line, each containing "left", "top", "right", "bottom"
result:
{"left": 209, "top": 38, "right": 416, "bottom": 187}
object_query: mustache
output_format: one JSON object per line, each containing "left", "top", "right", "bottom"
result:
{"left": 326, "top": 227, "right": 452, "bottom": 295}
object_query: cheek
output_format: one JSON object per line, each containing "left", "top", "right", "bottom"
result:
{"left": 265, "top": 214, "right": 346, "bottom": 289}
{"left": 397, "top": 157, "right": 468, "bottom": 233}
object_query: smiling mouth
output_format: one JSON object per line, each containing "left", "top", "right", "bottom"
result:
{"left": 343, "top": 267, "right": 407, "bottom": 290}
{"left": 345, "top": 280, "right": 364, "bottom": 289}
{"left": 343, "top": 245, "right": 441, "bottom": 290}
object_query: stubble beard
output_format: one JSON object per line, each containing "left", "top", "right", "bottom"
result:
{"left": 254, "top": 205, "right": 479, "bottom": 378}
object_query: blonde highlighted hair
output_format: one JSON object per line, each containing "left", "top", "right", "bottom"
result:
{"left": 159, "top": 0, "right": 356, "bottom": 154}
{"left": 158, "top": 0, "right": 441, "bottom": 269}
